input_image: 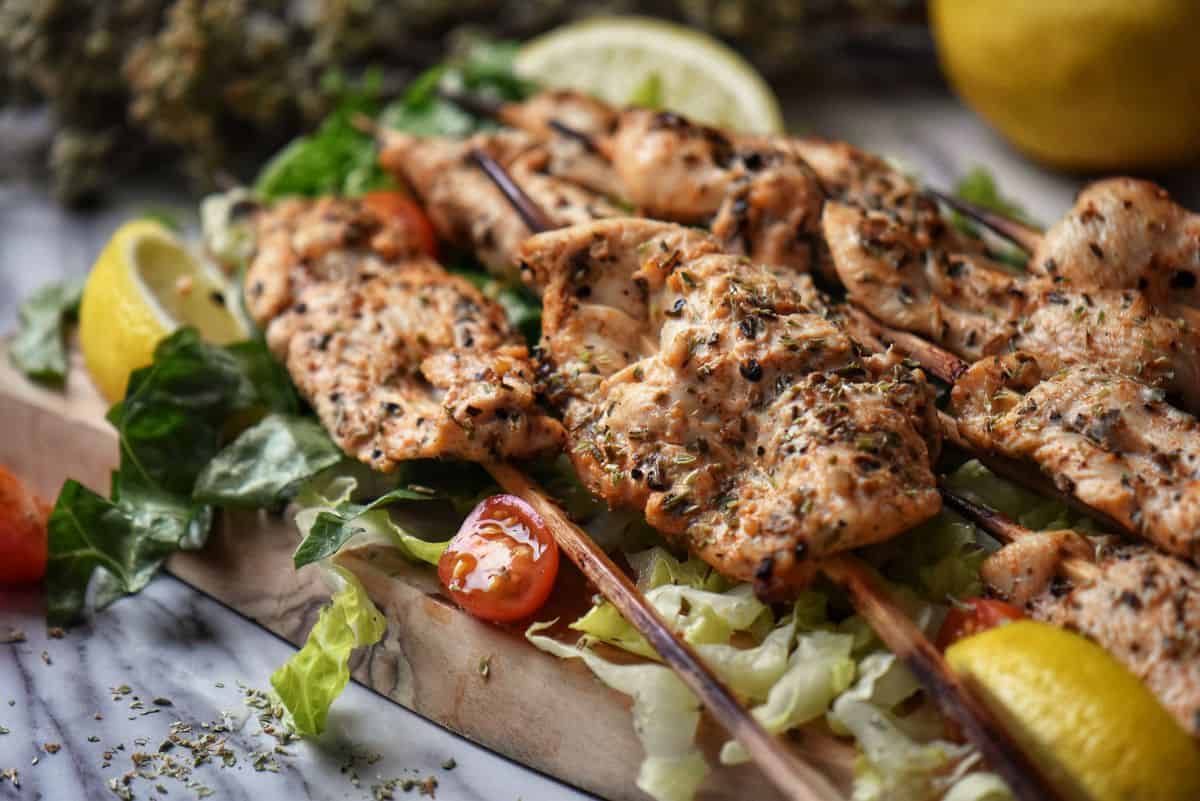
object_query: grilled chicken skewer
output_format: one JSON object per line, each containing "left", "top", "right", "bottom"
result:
{"left": 942, "top": 491, "right": 1200, "bottom": 739}
{"left": 248, "top": 194, "right": 842, "bottom": 801}
{"left": 476, "top": 150, "right": 1200, "bottom": 745}
{"left": 433, "top": 91, "right": 1200, "bottom": 415}
{"left": 474, "top": 154, "right": 1067, "bottom": 801}
{"left": 936, "top": 179, "right": 1200, "bottom": 315}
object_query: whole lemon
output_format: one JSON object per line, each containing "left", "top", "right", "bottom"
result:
{"left": 931, "top": 0, "right": 1200, "bottom": 170}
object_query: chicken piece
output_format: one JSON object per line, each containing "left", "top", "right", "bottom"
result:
{"left": 523, "top": 218, "right": 941, "bottom": 598}
{"left": 822, "top": 200, "right": 1025, "bottom": 359}
{"left": 1029, "top": 178, "right": 1200, "bottom": 311}
{"left": 497, "top": 89, "right": 625, "bottom": 199}
{"left": 1004, "top": 287, "right": 1200, "bottom": 411}
{"left": 980, "top": 530, "right": 1093, "bottom": 606}
{"left": 601, "top": 109, "right": 831, "bottom": 279}
{"left": 1028, "top": 546, "right": 1200, "bottom": 738}
{"left": 499, "top": 89, "right": 618, "bottom": 140}
{"left": 952, "top": 352, "right": 1200, "bottom": 563}
{"left": 378, "top": 130, "right": 621, "bottom": 282}
{"left": 265, "top": 260, "right": 563, "bottom": 470}
{"left": 824, "top": 199, "right": 1200, "bottom": 410}
{"left": 245, "top": 196, "right": 423, "bottom": 326}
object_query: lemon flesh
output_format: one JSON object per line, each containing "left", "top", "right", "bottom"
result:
{"left": 931, "top": 0, "right": 1200, "bottom": 170}
{"left": 947, "top": 620, "right": 1200, "bottom": 801}
{"left": 515, "top": 16, "right": 783, "bottom": 134}
{"left": 80, "top": 220, "right": 247, "bottom": 401}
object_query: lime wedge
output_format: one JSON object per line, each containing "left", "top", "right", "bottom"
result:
{"left": 515, "top": 16, "right": 784, "bottom": 134}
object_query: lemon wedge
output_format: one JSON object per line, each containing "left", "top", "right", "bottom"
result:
{"left": 79, "top": 220, "right": 248, "bottom": 401}
{"left": 515, "top": 16, "right": 783, "bottom": 134}
{"left": 947, "top": 620, "right": 1200, "bottom": 801}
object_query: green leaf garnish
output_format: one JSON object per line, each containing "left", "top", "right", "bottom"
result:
{"left": 46, "top": 329, "right": 300, "bottom": 625}
{"left": 270, "top": 566, "right": 386, "bottom": 736}
{"left": 9, "top": 278, "right": 84, "bottom": 384}
{"left": 194, "top": 414, "right": 342, "bottom": 508}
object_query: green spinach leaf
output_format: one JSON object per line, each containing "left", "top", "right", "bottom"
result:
{"left": 46, "top": 328, "right": 301, "bottom": 625}
{"left": 194, "top": 414, "right": 342, "bottom": 508}
{"left": 10, "top": 278, "right": 85, "bottom": 383}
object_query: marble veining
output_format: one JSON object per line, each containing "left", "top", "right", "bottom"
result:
{"left": 0, "top": 577, "right": 595, "bottom": 801}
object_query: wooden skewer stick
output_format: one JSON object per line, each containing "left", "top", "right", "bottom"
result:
{"left": 472, "top": 148, "right": 1068, "bottom": 801}
{"left": 819, "top": 555, "right": 1063, "bottom": 801}
{"left": 487, "top": 464, "right": 841, "bottom": 801}
{"left": 925, "top": 188, "right": 1043, "bottom": 254}
{"left": 469, "top": 149, "right": 838, "bottom": 801}
{"left": 841, "top": 309, "right": 1135, "bottom": 538}
{"left": 938, "top": 488, "right": 1102, "bottom": 586}
{"left": 471, "top": 148, "right": 556, "bottom": 233}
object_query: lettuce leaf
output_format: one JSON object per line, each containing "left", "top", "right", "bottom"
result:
{"left": 720, "top": 629, "right": 856, "bottom": 765}
{"left": 194, "top": 414, "right": 342, "bottom": 508}
{"left": 9, "top": 277, "right": 84, "bottom": 384}
{"left": 527, "top": 621, "right": 708, "bottom": 801}
{"left": 271, "top": 566, "right": 386, "bottom": 736}
{"left": 943, "top": 460, "right": 1096, "bottom": 533}
{"left": 291, "top": 475, "right": 448, "bottom": 568}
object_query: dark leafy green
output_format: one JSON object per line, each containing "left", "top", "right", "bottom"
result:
{"left": 10, "top": 278, "right": 84, "bottom": 383}
{"left": 378, "top": 37, "right": 533, "bottom": 138}
{"left": 255, "top": 71, "right": 391, "bottom": 200}
{"left": 255, "top": 39, "right": 532, "bottom": 202}
{"left": 294, "top": 487, "right": 438, "bottom": 568}
{"left": 47, "top": 328, "right": 299, "bottom": 625}
{"left": 194, "top": 414, "right": 342, "bottom": 508}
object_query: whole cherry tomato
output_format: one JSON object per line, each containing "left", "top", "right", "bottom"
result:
{"left": 437, "top": 494, "right": 559, "bottom": 623}
{"left": 0, "top": 466, "right": 50, "bottom": 585}
{"left": 361, "top": 191, "right": 439, "bottom": 260}
{"left": 936, "top": 597, "right": 1024, "bottom": 650}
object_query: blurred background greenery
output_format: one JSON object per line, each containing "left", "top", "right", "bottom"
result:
{"left": 2, "top": 1, "right": 1197, "bottom": 205}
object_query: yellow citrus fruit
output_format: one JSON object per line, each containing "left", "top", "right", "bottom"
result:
{"left": 930, "top": 0, "right": 1200, "bottom": 170}
{"left": 79, "top": 220, "right": 247, "bottom": 401}
{"left": 946, "top": 620, "right": 1200, "bottom": 801}
{"left": 516, "top": 16, "right": 783, "bottom": 134}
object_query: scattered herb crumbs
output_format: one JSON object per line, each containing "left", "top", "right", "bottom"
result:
{"left": 2, "top": 767, "right": 20, "bottom": 788}
{"left": 43, "top": 742, "right": 61, "bottom": 754}
{"left": 419, "top": 775, "right": 438, "bottom": 797}
{"left": 440, "top": 758, "right": 456, "bottom": 771}
{"left": 0, "top": 627, "right": 26, "bottom": 644}
{"left": 0, "top": 726, "right": 8, "bottom": 735}
{"left": 30, "top": 756, "right": 38, "bottom": 766}
{"left": 47, "top": 627, "right": 65, "bottom": 639}
{"left": 40, "top": 650, "right": 51, "bottom": 665}
{"left": 477, "top": 655, "right": 491, "bottom": 680}
{"left": 153, "top": 697, "right": 174, "bottom": 707}
{"left": 89, "top": 735, "right": 101, "bottom": 743}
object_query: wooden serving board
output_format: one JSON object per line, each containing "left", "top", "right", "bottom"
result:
{"left": 0, "top": 346, "right": 855, "bottom": 801}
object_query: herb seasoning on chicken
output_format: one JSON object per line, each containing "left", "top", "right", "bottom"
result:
{"left": 249, "top": 197, "right": 564, "bottom": 469}
{"left": 522, "top": 218, "right": 942, "bottom": 598}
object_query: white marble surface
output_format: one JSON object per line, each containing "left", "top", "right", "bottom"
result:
{"left": 2, "top": 85, "right": 1198, "bottom": 801}
{"left": 0, "top": 577, "right": 595, "bottom": 801}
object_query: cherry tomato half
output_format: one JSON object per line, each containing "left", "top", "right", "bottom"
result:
{"left": 361, "top": 190, "right": 439, "bottom": 260}
{"left": 936, "top": 597, "right": 1024, "bottom": 650}
{"left": 0, "top": 466, "right": 50, "bottom": 585}
{"left": 437, "top": 494, "right": 560, "bottom": 623}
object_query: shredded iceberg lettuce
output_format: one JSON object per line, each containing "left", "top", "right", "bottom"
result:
{"left": 527, "top": 621, "right": 709, "bottom": 801}
{"left": 542, "top": 543, "right": 1009, "bottom": 801}
{"left": 270, "top": 565, "right": 386, "bottom": 736}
